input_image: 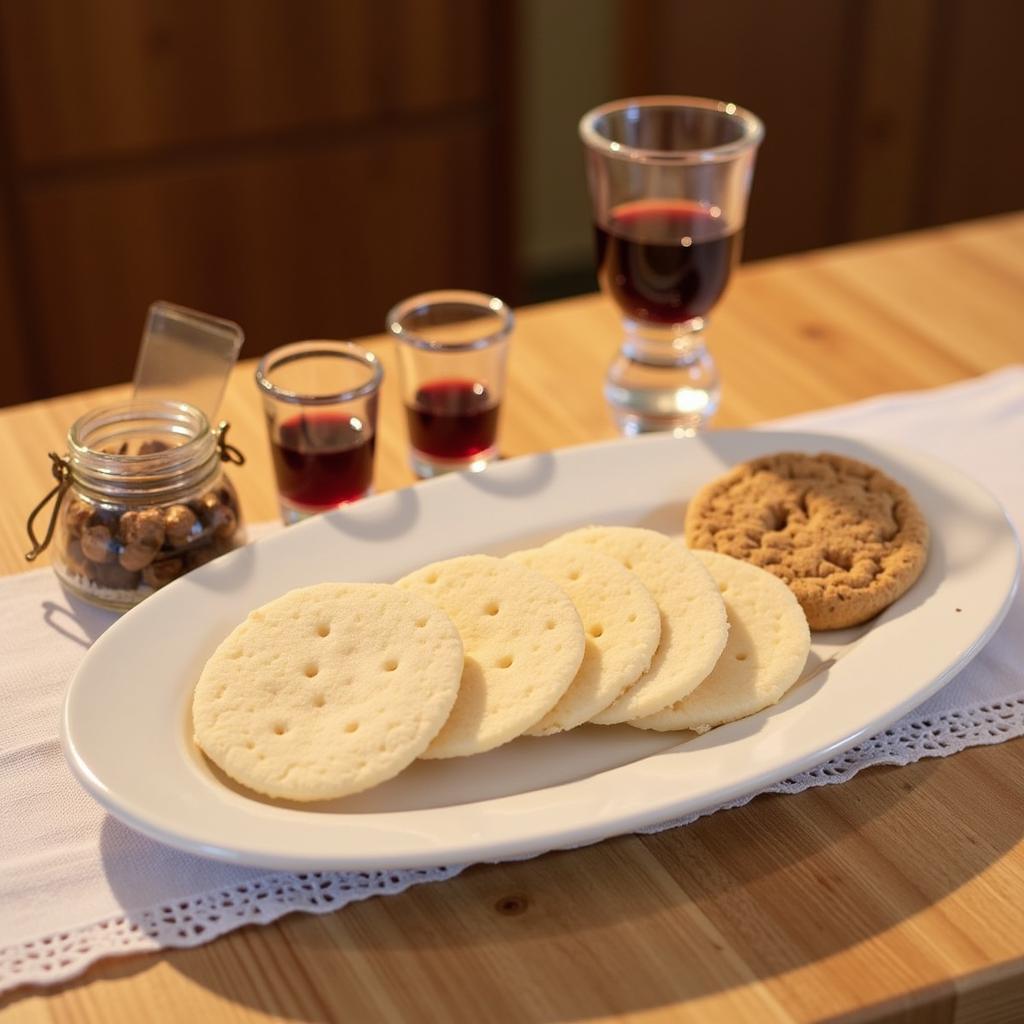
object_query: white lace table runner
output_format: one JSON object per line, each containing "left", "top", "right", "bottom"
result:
{"left": 2, "top": 367, "right": 1022, "bottom": 993}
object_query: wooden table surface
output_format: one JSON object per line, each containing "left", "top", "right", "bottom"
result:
{"left": 2, "top": 214, "right": 1023, "bottom": 1023}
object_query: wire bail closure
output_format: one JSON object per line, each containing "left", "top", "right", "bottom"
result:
{"left": 24, "top": 453, "right": 72, "bottom": 561}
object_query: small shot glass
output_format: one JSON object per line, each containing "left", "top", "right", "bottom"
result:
{"left": 255, "top": 341, "right": 382, "bottom": 524}
{"left": 387, "top": 290, "right": 513, "bottom": 478}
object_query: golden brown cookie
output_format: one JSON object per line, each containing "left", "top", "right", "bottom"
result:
{"left": 684, "top": 452, "right": 929, "bottom": 630}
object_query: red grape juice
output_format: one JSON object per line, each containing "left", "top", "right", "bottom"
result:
{"left": 595, "top": 200, "right": 741, "bottom": 324}
{"left": 271, "top": 412, "right": 374, "bottom": 508}
{"left": 405, "top": 379, "right": 499, "bottom": 460}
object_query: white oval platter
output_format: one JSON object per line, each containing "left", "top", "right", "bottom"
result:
{"left": 63, "top": 431, "right": 1020, "bottom": 870}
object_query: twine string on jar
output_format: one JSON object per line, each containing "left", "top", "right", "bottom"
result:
{"left": 216, "top": 421, "right": 245, "bottom": 466}
{"left": 25, "top": 453, "right": 73, "bottom": 562}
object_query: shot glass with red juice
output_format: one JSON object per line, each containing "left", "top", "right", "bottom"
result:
{"left": 387, "top": 291, "right": 513, "bottom": 478}
{"left": 256, "top": 341, "right": 382, "bottom": 523}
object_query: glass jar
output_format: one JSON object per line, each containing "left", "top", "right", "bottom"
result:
{"left": 33, "top": 400, "right": 246, "bottom": 611}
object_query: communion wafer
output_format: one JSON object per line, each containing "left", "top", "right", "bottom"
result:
{"left": 398, "top": 554, "right": 584, "bottom": 758}
{"left": 558, "top": 526, "right": 728, "bottom": 723}
{"left": 510, "top": 541, "right": 661, "bottom": 734}
{"left": 631, "top": 550, "right": 810, "bottom": 733}
{"left": 192, "top": 582, "right": 463, "bottom": 801}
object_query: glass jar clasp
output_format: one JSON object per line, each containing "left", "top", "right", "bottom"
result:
{"left": 216, "top": 421, "right": 245, "bottom": 466}
{"left": 25, "top": 453, "right": 73, "bottom": 561}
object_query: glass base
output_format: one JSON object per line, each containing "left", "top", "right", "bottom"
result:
{"left": 410, "top": 446, "right": 498, "bottom": 479}
{"left": 278, "top": 490, "right": 373, "bottom": 525}
{"left": 605, "top": 317, "right": 720, "bottom": 436}
{"left": 604, "top": 395, "right": 716, "bottom": 437}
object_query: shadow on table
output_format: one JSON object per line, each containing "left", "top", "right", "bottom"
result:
{"left": 40, "top": 589, "right": 117, "bottom": 648}
{"left": 9, "top": 742, "right": 1016, "bottom": 1022}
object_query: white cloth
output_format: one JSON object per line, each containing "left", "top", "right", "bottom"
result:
{"left": 2, "top": 367, "right": 1023, "bottom": 993}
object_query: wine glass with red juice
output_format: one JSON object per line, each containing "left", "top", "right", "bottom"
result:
{"left": 255, "top": 341, "right": 382, "bottom": 523}
{"left": 580, "top": 96, "right": 763, "bottom": 435}
{"left": 387, "top": 290, "right": 513, "bottom": 478}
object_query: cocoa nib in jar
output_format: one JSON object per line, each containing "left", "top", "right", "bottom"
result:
{"left": 164, "top": 505, "right": 199, "bottom": 546}
{"left": 209, "top": 501, "right": 237, "bottom": 540}
{"left": 117, "top": 508, "right": 166, "bottom": 571}
{"left": 86, "top": 559, "right": 140, "bottom": 590}
{"left": 80, "top": 523, "right": 116, "bottom": 564}
{"left": 142, "top": 556, "right": 184, "bottom": 588}
{"left": 63, "top": 538, "right": 91, "bottom": 578}
{"left": 64, "top": 499, "right": 92, "bottom": 539}
{"left": 136, "top": 439, "right": 171, "bottom": 455}
{"left": 194, "top": 489, "right": 241, "bottom": 541}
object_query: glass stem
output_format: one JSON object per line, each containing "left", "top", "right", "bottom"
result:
{"left": 622, "top": 316, "right": 708, "bottom": 366}
{"left": 604, "top": 316, "right": 721, "bottom": 437}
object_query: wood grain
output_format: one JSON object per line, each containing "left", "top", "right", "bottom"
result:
{"left": 920, "top": 0, "right": 1024, "bottom": 226}
{"left": 0, "top": 200, "right": 31, "bottom": 406}
{"left": 843, "top": 0, "right": 933, "bottom": 240}
{"left": 2, "top": 214, "right": 1023, "bottom": 1023}
{"left": 0, "top": 0, "right": 487, "bottom": 165}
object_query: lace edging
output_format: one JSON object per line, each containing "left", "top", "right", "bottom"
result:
{"left": 4, "top": 694, "right": 1023, "bottom": 994}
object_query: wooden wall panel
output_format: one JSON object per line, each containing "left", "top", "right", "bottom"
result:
{"left": 23, "top": 124, "right": 492, "bottom": 397}
{"left": 0, "top": 0, "right": 1016, "bottom": 407}
{"left": 0, "top": 202, "right": 31, "bottom": 406}
{"left": 921, "top": 0, "right": 1024, "bottom": 226}
{"left": 620, "top": 0, "right": 857, "bottom": 261}
{"left": 842, "top": 0, "right": 934, "bottom": 240}
{"left": 0, "top": 0, "right": 486, "bottom": 166}
{"left": 618, "top": 0, "right": 1024, "bottom": 262}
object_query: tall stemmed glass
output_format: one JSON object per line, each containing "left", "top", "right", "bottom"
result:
{"left": 580, "top": 96, "right": 763, "bottom": 435}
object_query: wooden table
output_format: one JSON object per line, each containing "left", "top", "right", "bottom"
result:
{"left": 2, "top": 214, "right": 1023, "bottom": 1023}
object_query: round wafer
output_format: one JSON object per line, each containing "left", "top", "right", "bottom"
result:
{"left": 559, "top": 526, "right": 728, "bottom": 723}
{"left": 398, "top": 554, "right": 585, "bottom": 757}
{"left": 631, "top": 550, "right": 810, "bottom": 733}
{"left": 510, "top": 540, "right": 661, "bottom": 734}
{"left": 192, "top": 582, "right": 464, "bottom": 801}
